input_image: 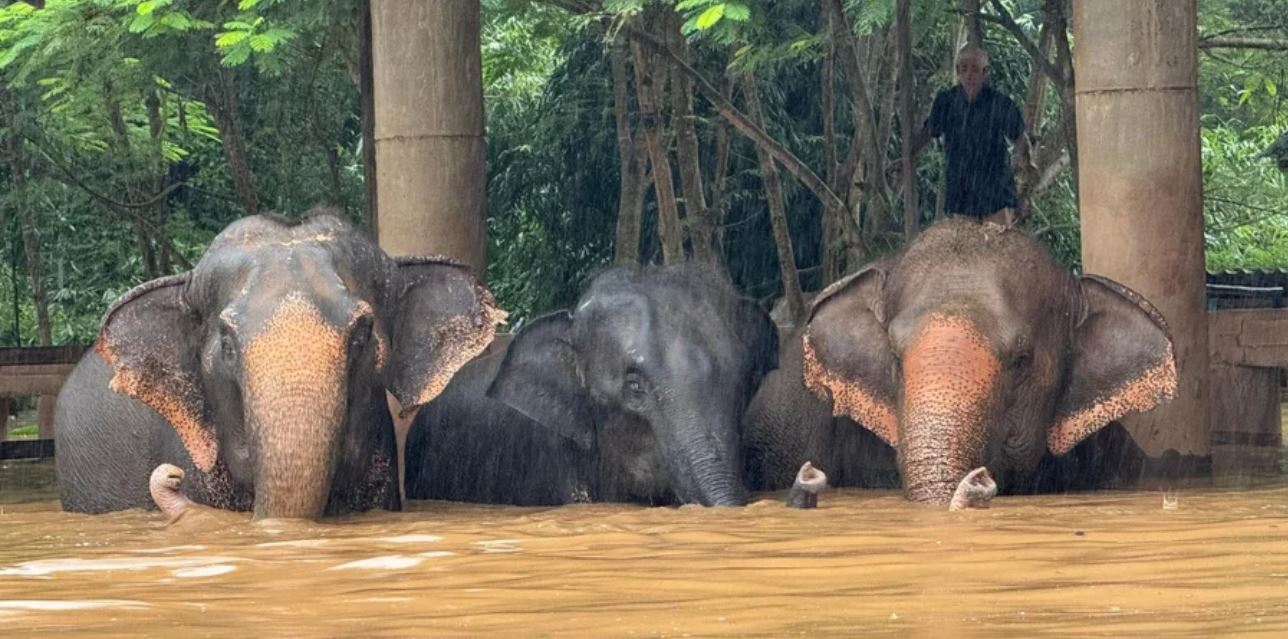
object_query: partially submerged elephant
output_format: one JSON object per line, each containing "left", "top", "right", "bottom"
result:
{"left": 746, "top": 218, "right": 1178, "bottom": 505}
{"left": 56, "top": 210, "right": 504, "bottom": 519}
{"left": 405, "top": 265, "right": 778, "bottom": 506}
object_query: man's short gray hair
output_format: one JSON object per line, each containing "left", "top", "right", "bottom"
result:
{"left": 956, "top": 45, "right": 990, "bottom": 68}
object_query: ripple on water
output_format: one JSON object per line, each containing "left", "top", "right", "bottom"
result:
{"left": 255, "top": 539, "right": 331, "bottom": 549}
{"left": 4, "top": 483, "right": 1288, "bottom": 636}
{"left": 374, "top": 534, "right": 443, "bottom": 544}
{"left": 329, "top": 555, "right": 424, "bottom": 571}
{"left": 474, "top": 539, "right": 524, "bottom": 554}
{"left": 0, "top": 556, "right": 240, "bottom": 577}
{"left": 172, "top": 565, "right": 237, "bottom": 578}
{"left": 0, "top": 599, "right": 148, "bottom": 614}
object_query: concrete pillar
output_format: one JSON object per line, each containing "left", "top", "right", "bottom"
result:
{"left": 370, "top": 1, "right": 487, "bottom": 272}
{"left": 37, "top": 395, "right": 55, "bottom": 440}
{"left": 1072, "top": 1, "right": 1209, "bottom": 456}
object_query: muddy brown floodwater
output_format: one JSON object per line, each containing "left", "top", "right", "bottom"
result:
{"left": 1, "top": 460, "right": 1287, "bottom": 637}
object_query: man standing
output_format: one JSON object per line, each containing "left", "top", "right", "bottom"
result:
{"left": 908, "top": 46, "right": 1026, "bottom": 226}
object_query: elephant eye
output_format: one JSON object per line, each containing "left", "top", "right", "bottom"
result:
{"left": 1010, "top": 350, "right": 1031, "bottom": 371}
{"left": 622, "top": 370, "right": 648, "bottom": 407}
{"left": 349, "top": 317, "right": 372, "bottom": 351}
{"left": 219, "top": 327, "right": 237, "bottom": 362}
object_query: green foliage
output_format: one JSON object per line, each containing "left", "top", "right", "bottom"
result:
{"left": 1, "top": 0, "right": 1285, "bottom": 349}
{"left": 0, "top": 0, "right": 362, "bottom": 346}
{"left": 675, "top": 0, "right": 750, "bottom": 35}
{"left": 1197, "top": 0, "right": 1288, "bottom": 271}
{"left": 1202, "top": 123, "right": 1288, "bottom": 271}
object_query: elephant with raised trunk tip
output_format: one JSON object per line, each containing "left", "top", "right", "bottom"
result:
{"left": 56, "top": 209, "right": 504, "bottom": 520}
{"left": 746, "top": 218, "right": 1178, "bottom": 505}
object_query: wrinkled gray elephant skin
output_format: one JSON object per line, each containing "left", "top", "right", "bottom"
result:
{"left": 406, "top": 264, "right": 778, "bottom": 507}
{"left": 746, "top": 218, "right": 1178, "bottom": 505}
{"left": 57, "top": 209, "right": 503, "bottom": 520}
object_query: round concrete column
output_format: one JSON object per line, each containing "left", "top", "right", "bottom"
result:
{"left": 1072, "top": 0, "right": 1209, "bottom": 456}
{"left": 370, "top": 1, "right": 487, "bottom": 273}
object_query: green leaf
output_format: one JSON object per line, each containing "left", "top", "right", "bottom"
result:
{"left": 128, "top": 13, "right": 156, "bottom": 34}
{"left": 222, "top": 20, "right": 255, "bottom": 31}
{"left": 220, "top": 45, "right": 251, "bottom": 66}
{"left": 237, "top": 0, "right": 261, "bottom": 9}
{"left": 1265, "top": 79, "right": 1278, "bottom": 98}
{"left": 695, "top": 4, "right": 724, "bottom": 30}
{"left": 722, "top": 2, "right": 750, "bottom": 21}
{"left": 681, "top": 15, "right": 700, "bottom": 35}
{"left": 248, "top": 34, "right": 275, "bottom": 52}
{"left": 136, "top": 0, "right": 158, "bottom": 16}
{"left": 215, "top": 30, "right": 249, "bottom": 47}
{"left": 675, "top": 0, "right": 712, "bottom": 10}
{"left": 158, "top": 12, "right": 192, "bottom": 32}
{"left": 260, "top": 28, "right": 295, "bottom": 43}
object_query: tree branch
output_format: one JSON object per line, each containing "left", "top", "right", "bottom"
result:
{"left": 1198, "top": 36, "right": 1288, "bottom": 51}
{"left": 622, "top": 21, "right": 847, "bottom": 214}
{"left": 981, "top": 1, "right": 1067, "bottom": 90}
{"left": 543, "top": 0, "right": 848, "bottom": 215}
{"left": 27, "top": 140, "right": 185, "bottom": 211}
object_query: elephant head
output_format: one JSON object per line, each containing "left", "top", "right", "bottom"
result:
{"left": 486, "top": 266, "right": 777, "bottom": 506}
{"left": 95, "top": 210, "right": 503, "bottom": 519}
{"left": 802, "top": 219, "right": 1177, "bottom": 504}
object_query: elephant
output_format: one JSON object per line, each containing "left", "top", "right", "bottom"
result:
{"left": 55, "top": 209, "right": 504, "bottom": 520}
{"left": 745, "top": 218, "right": 1178, "bottom": 505}
{"left": 405, "top": 264, "right": 779, "bottom": 507}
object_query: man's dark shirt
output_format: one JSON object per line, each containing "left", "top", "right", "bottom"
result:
{"left": 924, "top": 84, "right": 1025, "bottom": 217}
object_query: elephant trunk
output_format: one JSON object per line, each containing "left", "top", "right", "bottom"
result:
{"left": 243, "top": 297, "right": 350, "bottom": 520}
{"left": 898, "top": 314, "right": 1000, "bottom": 505}
{"left": 665, "top": 405, "right": 748, "bottom": 507}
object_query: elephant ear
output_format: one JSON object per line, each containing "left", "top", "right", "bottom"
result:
{"left": 485, "top": 310, "right": 595, "bottom": 450}
{"left": 1048, "top": 275, "right": 1178, "bottom": 455}
{"left": 801, "top": 263, "right": 899, "bottom": 446}
{"left": 735, "top": 298, "right": 780, "bottom": 392}
{"left": 387, "top": 256, "right": 507, "bottom": 416}
{"left": 95, "top": 274, "right": 218, "bottom": 473}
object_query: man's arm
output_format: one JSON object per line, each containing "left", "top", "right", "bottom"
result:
{"left": 891, "top": 92, "right": 944, "bottom": 182}
{"left": 909, "top": 126, "right": 935, "bottom": 161}
{"left": 1005, "top": 97, "right": 1025, "bottom": 142}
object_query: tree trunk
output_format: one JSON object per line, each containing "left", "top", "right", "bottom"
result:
{"left": 105, "top": 85, "right": 160, "bottom": 277}
{"left": 742, "top": 76, "right": 804, "bottom": 324}
{"left": 619, "top": 20, "right": 847, "bottom": 216}
{"left": 630, "top": 37, "right": 684, "bottom": 264}
{"left": 147, "top": 91, "right": 175, "bottom": 275}
{"left": 961, "top": 0, "right": 984, "bottom": 48}
{"left": 323, "top": 140, "right": 345, "bottom": 211}
{"left": 826, "top": 0, "right": 891, "bottom": 209}
{"left": 708, "top": 71, "right": 734, "bottom": 249}
{"left": 667, "top": 16, "right": 715, "bottom": 264}
{"left": 820, "top": 0, "right": 842, "bottom": 284}
{"left": 1, "top": 89, "right": 53, "bottom": 345}
{"left": 1051, "top": 1, "right": 1078, "bottom": 202}
{"left": 897, "top": 0, "right": 918, "bottom": 240}
{"left": 611, "top": 41, "right": 645, "bottom": 266}
{"left": 208, "top": 68, "right": 260, "bottom": 216}
{"left": 7, "top": 137, "right": 51, "bottom": 346}
{"left": 359, "top": 0, "right": 378, "bottom": 235}
{"left": 554, "top": 1, "right": 848, "bottom": 232}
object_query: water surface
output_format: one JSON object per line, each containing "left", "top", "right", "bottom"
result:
{"left": 2, "top": 460, "right": 1287, "bottom": 637}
